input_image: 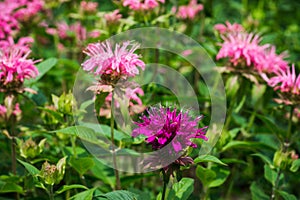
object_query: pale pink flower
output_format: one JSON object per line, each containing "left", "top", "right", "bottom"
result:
{"left": 105, "top": 87, "right": 144, "bottom": 107}
{"left": 181, "top": 49, "right": 193, "bottom": 56}
{"left": 0, "top": 105, "right": 7, "bottom": 116}
{"left": 217, "top": 32, "right": 266, "bottom": 67}
{"left": 123, "top": 0, "right": 165, "bottom": 11}
{"left": 214, "top": 21, "right": 244, "bottom": 35}
{"left": 47, "top": 21, "right": 99, "bottom": 44}
{"left": 13, "top": 103, "right": 21, "bottom": 116}
{"left": 104, "top": 10, "right": 122, "bottom": 24}
{"left": 82, "top": 41, "right": 145, "bottom": 78}
{"left": 0, "top": 38, "right": 39, "bottom": 85}
{"left": 80, "top": 1, "right": 98, "bottom": 13}
{"left": 174, "top": 0, "right": 203, "bottom": 20}
{"left": 262, "top": 65, "right": 300, "bottom": 95}
{"left": 88, "top": 30, "right": 101, "bottom": 38}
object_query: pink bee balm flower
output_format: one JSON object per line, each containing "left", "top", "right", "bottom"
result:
{"left": 82, "top": 41, "right": 145, "bottom": 78}
{"left": 100, "top": 87, "right": 145, "bottom": 118}
{"left": 46, "top": 21, "right": 100, "bottom": 44}
{"left": 255, "top": 46, "right": 289, "bottom": 73}
{"left": 104, "top": 10, "right": 122, "bottom": 24}
{"left": 263, "top": 65, "right": 300, "bottom": 95}
{"left": 80, "top": 1, "right": 98, "bottom": 13}
{"left": 174, "top": 0, "right": 203, "bottom": 20}
{"left": 0, "top": 1, "right": 19, "bottom": 39}
{"left": 0, "top": 105, "right": 7, "bottom": 116}
{"left": 123, "top": 0, "right": 165, "bottom": 11}
{"left": 214, "top": 21, "right": 244, "bottom": 35}
{"left": 0, "top": 38, "right": 39, "bottom": 85}
{"left": 13, "top": 0, "right": 44, "bottom": 21}
{"left": 13, "top": 103, "right": 22, "bottom": 116}
{"left": 132, "top": 107, "right": 207, "bottom": 153}
{"left": 216, "top": 32, "right": 266, "bottom": 67}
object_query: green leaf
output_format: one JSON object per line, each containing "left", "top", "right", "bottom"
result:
{"left": 97, "top": 190, "right": 138, "bottom": 200}
{"left": 250, "top": 182, "right": 269, "bottom": 200}
{"left": 25, "top": 58, "right": 57, "bottom": 85}
{"left": 69, "top": 157, "right": 95, "bottom": 176}
{"left": 252, "top": 153, "right": 273, "bottom": 166}
{"left": 0, "top": 181, "right": 23, "bottom": 194}
{"left": 90, "top": 158, "right": 115, "bottom": 189}
{"left": 17, "top": 159, "right": 40, "bottom": 176}
{"left": 54, "top": 126, "right": 99, "bottom": 145}
{"left": 82, "top": 122, "right": 131, "bottom": 141}
{"left": 208, "top": 166, "right": 230, "bottom": 188}
{"left": 169, "top": 178, "right": 194, "bottom": 200}
{"left": 277, "top": 190, "right": 297, "bottom": 200}
{"left": 264, "top": 164, "right": 277, "bottom": 186}
{"left": 56, "top": 184, "right": 88, "bottom": 194}
{"left": 121, "top": 173, "right": 156, "bottom": 188}
{"left": 290, "top": 159, "right": 300, "bottom": 172}
{"left": 196, "top": 165, "right": 216, "bottom": 188}
{"left": 221, "top": 141, "right": 276, "bottom": 152}
{"left": 95, "top": 92, "right": 110, "bottom": 117}
{"left": 194, "top": 155, "right": 227, "bottom": 166}
{"left": 70, "top": 188, "right": 96, "bottom": 200}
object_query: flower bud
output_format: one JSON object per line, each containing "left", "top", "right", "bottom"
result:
{"left": 40, "top": 157, "right": 66, "bottom": 185}
{"left": 273, "top": 150, "right": 289, "bottom": 169}
{"left": 19, "top": 138, "right": 46, "bottom": 159}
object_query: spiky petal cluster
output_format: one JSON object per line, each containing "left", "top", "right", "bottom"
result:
{"left": 255, "top": 46, "right": 289, "bottom": 73}
{"left": 263, "top": 65, "right": 300, "bottom": 95}
{"left": 173, "top": 0, "right": 204, "bottom": 20}
{"left": 217, "top": 32, "right": 266, "bottom": 67}
{"left": 216, "top": 22, "right": 289, "bottom": 74}
{"left": 104, "top": 10, "right": 122, "bottom": 24}
{"left": 123, "top": 0, "right": 165, "bottom": 11}
{"left": 80, "top": 1, "right": 98, "bottom": 13}
{"left": 132, "top": 107, "right": 207, "bottom": 153}
{"left": 82, "top": 41, "right": 145, "bottom": 78}
{"left": 0, "top": 37, "right": 39, "bottom": 85}
{"left": 214, "top": 21, "right": 244, "bottom": 35}
{"left": 0, "top": 0, "right": 44, "bottom": 39}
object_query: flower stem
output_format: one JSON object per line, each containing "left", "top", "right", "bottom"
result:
{"left": 270, "top": 169, "right": 282, "bottom": 200}
{"left": 287, "top": 105, "right": 294, "bottom": 141}
{"left": 111, "top": 93, "right": 121, "bottom": 190}
{"left": 11, "top": 136, "right": 17, "bottom": 175}
{"left": 162, "top": 170, "right": 168, "bottom": 200}
{"left": 49, "top": 185, "right": 54, "bottom": 200}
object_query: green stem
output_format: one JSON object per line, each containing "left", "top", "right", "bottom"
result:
{"left": 111, "top": 93, "right": 121, "bottom": 190}
{"left": 162, "top": 170, "right": 168, "bottom": 200}
{"left": 49, "top": 185, "right": 54, "bottom": 200}
{"left": 11, "top": 136, "right": 17, "bottom": 175}
{"left": 287, "top": 105, "right": 294, "bottom": 141}
{"left": 271, "top": 106, "right": 294, "bottom": 200}
{"left": 270, "top": 169, "right": 281, "bottom": 200}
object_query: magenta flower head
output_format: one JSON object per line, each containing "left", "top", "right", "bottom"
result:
{"left": 262, "top": 65, "right": 300, "bottom": 105}
{"left": 132, "top": 106, "right": 207, "bottom": 173}
{"left": 133, "top": 106, "right": 207, "bottom": 152}
{"left": 0, "top": 37, "right": 39, "bottom": 91}
{"left": 82, "top": 40, "right": 145, "bottom": 83}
